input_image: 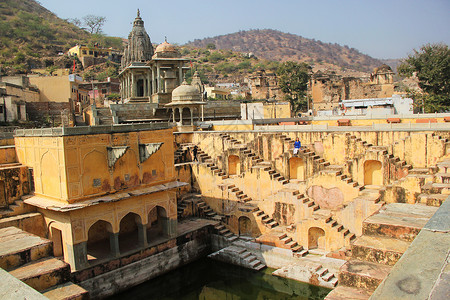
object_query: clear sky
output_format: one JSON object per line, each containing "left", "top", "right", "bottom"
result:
{"left": 38, "top": 0, "right": 450, "bottom": 59}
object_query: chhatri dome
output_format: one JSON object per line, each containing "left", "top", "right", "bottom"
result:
{"left": 152, "top": 39, "right": 181, "bottom": 59}
{"left": 171, "top": 79, "right": 202, "bottom": 103}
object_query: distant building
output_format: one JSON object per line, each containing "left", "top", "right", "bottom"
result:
{"left": 241, "top": 101, "right": 291, "bottom": 120}
{"left": 28, "top": 74, "right": 90, "bottom": 114}
{"left": 205, "top": 86, "right": 230, "bottom": 100}
{"left": 78, "top": 78, "right": 120, "bottom": 106}
{"left": 310, "top": 65, "right": 396, "bottom": 112}
{"left": 248, "top": 70, "right": 284, "bottom": 100}
{"left": 0, "top": 76, "right": 40, "bottom": 122}
{"left": 68, "top": 44, "right": 122, "bottom": 68}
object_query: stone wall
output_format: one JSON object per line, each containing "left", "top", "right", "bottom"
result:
{"left": 76, "top": 225, "right": 213, "bottom": 298}
{"left": 26, "top": 102, "right": 72, "bottom": 126}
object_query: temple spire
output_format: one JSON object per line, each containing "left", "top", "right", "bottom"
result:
{"left": 137, "top": 9, "right": 140, "bottom": 18}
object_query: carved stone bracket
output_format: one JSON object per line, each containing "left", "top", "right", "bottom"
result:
{"left": 139, "top": 143, "right": 163, "bottom": 163}
{"left": 107, "top": 146, "right": 129, "bottom": 169}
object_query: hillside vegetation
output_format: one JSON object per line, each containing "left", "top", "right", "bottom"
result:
{"left": 0, "top": 0, "right": 122, "bottom": 75}
{"left": 188, "top": 29, "right": 384, "bottom": 73}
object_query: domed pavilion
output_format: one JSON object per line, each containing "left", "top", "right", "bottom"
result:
{"left": 119, "top": 10, "right": 190, "bottom": 104}
{"left": 166, "top": 79, "right": 205, "bottom": 127}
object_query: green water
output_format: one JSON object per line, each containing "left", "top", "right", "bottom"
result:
{"left": 109, "top": 257, "right": 331, "bottom": 300}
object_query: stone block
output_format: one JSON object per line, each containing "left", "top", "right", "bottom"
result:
{"left": 339, "top": 260, "right": 391, "bottom": 292}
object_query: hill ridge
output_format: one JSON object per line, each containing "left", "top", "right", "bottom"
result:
{"left": 187, "top": 29, "right": 383, "bottom": 72}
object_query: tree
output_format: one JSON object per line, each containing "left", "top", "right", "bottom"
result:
{"left": 398, "top": 43, "right": 450, "bottom": 112}
{"left": 68, "top": 18, "right": 82, "bottom": 27}
{"left": 277, "top": 61, "right": 311, "bottom": 113}
{"left": 82, "top": 15, "right": 106, "bottom": 34}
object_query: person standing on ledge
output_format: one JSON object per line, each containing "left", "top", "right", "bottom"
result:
{"left": 192, "top": 145, "right": 198, "bottom": 162}
{"left": 293, "top": 137, "right": 301, "bottom": 155}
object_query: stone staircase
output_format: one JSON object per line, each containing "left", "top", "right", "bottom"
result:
{"left": 253, "top": 208, "right": 279, "bottom": 229}
{"left": 225, "top": 183, "right": 252, "bottom": 203}
{"left": 219, "top": 133, "right": 290, "bottom": 185}
{"left": 214, "top": 223, "right": 238, "bottom": 243}
{"left": 0, "top": 227, "right": 88, "bottom": 299}
{"left": 174, "top": 143, "right": 194, "bottom": 164}
{"left": 94, "top": 107, "right": 113, "bottom": 125}
{"left": 417, "top": 159, "right": 450, "bottom": 206}
{"left": 325, "top": 203, "right": 438, "bottom": 300}
{"left": 208, "top": 245, "right": 266, "bottom": 271}
{"left": 197, "top": 148, "right": 227, "bottom": 180}
{"left": 315, "top": 265, "right": 339, "bottom": 287}
{"left": 0, "top": 198, "right": 36, "bottom": 220}
{"left": 196, "top": 200, "right": 224, "bottom": 223}
{"left": 275, "top": 232, "right": 309, "bottom": 257}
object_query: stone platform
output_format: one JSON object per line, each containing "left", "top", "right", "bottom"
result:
{"left": 362, "top": 203, "right": 438, "bottom": 242}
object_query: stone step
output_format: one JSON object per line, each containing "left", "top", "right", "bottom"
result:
{"left": 362, "top": 203, "right": 438, "bottom": 242}
{"left": 42, "top": 281, "right": 89, "bottom": 300}
{"left": 0, "top": 227, "right": 53, "bottom": 271}
{"left": 316, "top": 267, "right": 328, "bottom": 276}
{"left": 9, "top": 257, "right": 70, "bottom": 292}
{"left": 338, "top": 259, "right": 392, "bottom": 292}
{"left": 417, "top": 193, "right": 447, "bottom": 207}
{"left": 0, "top": 212, "right": 45, "bottom": 237}
{"left": 322, "top": 272, "right": 335, "bottom": 282}
{"left": 351, "top": 235, "right": 410, "bottom": 266}
{"left": 324, "top": 286, "right": 371, "bottom": 300}
{"left": 294, "top": 249, "right": 309, "bottom": 257}
{"left": 329, "top": 277, "right": 338, "bottom": 287}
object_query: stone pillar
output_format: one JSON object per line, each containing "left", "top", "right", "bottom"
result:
{"left": 131, "top": 73, "right": 135, "bottom": 98}
{"left": 147, "top": 72, "right": 151, "bottom": 98}
{"left": 138, "top": 224, "right": 147, "bottom": 247}
{"left": 157, "top": 64, "right": 161, "bottom": 93}
{"left": 152, "top": 67, "right": 156, "bottom": 95}
{"left": 178, "top": 62, "right": 183, "bottom": 85}
{"left": 172, "top": 108, "right": 176, "bottom": 123}
{"left": 179, "top": 107, "right": 183, "bottom": 125}
{"left": 189, "top": 107, "right": 193, "bottom": 125}
{"left": 127, "top": 75, "right": 130, "bottom": 99}
{"left": 201, "top": 105, "right": 204, "bottom": 121}
{"left": 109, "top": 232, "right": 120, "bottom": 257}
{"left": 66, "top": 242, "right": 88, "bottom": 271}
{"left": 162, "top": 217, "right": 177, "bottom": 238}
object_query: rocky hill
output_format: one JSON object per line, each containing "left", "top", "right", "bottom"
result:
{"left": 188, "top": 29, "right": 384, "bottom": 73}
{"left": 0, "top": 0, "right": 122, "bottom": 75}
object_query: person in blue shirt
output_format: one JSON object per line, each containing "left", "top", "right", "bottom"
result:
{"left": 293, "top": 137, "right": 301, "bottom": 155}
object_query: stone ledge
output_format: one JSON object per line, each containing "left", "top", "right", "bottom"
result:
{"left": 370, "top": 196, "right": 450, "bottom": 299}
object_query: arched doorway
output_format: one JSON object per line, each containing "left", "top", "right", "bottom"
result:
{"left": 364, "top": 160, "right": 382, "bottom": 185}
{"left": 87, "top": 220, "right": 114, "bottom": 263}
{"left": 238, "top": 216, "right": 252, "bottom": 236}
{"left": 289, "top": 157, "right": 305, "bottom": 180}
{"left": 50, "top": 227, "right": 64, "bottom": 257}
{"left": 119, "top": 212, "right": 143, "bottom": 254}
{"left": 228, "top": 155, "right": 240, "bottom": 176}
{"left": 147, "top": 206, "right": 168, "bottom": 244}
{"left": 137, "top": 79, "right": 144, "bottom": 97}
{"left": 308, "top": 227, "right": 325, "bottom": 250}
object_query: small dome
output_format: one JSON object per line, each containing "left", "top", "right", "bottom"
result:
{"left": 172, "top": 80, "right": 201, "bottom": 102}
{"left": 155, "top": 41, "right": 178, "bottom": 53}
{"left": 373, "top": 64, "right": 393, "bottom": 74}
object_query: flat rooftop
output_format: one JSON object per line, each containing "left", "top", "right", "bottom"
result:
{"left": 14, "top": 123, "right": 173, "bottom": 137}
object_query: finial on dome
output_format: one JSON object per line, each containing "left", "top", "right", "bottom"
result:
{"left": 137, "top": 9, "right": 140, "bottom": 18}
{"left": 165, "top": 36, "right": 167, "bottom": 43}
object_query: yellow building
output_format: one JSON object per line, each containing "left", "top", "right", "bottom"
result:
{"left": 68, "top": 44, "right": 120, "bottom": 60}
{"left": 205, "top": 86, "right": 230, "bottom": 100}
{"left": 14, "top": 124, "right": 184, "bottom": 271}
{"left": 28, "top": 74, "right": 90, "bottom": 114}
{"left": 241, "top": 101, "right": 291, "bottom": 119}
